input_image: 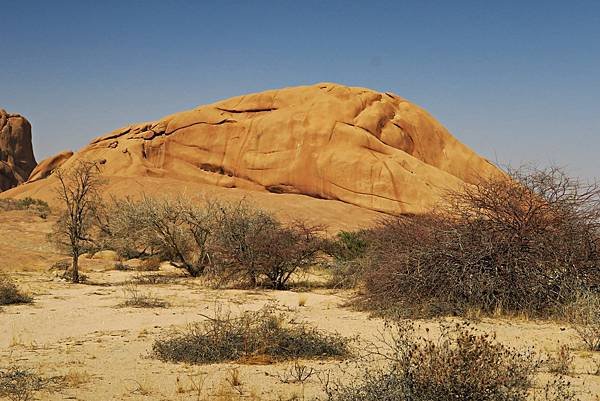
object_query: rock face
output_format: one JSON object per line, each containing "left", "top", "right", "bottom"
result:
{"left": 0, "top": 109, "right": 37, "bottom": 191}
{"left": 28, "top": 151, "right": 73, "bottom": 183}
{"left": 6, "top": 83, "right": 501, "bottom": 215}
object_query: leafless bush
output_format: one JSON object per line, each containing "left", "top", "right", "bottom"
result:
{"left": 0, "top": 367, "right": 62, "bottom": 401}
{"left": 589, "top": 358, "right": 600, "bottom": 376}
{"left": 0, "top": 275, "right": 32, "bottom": 306}
{"left": 101, "top": 196, "right": 218, "bottom": 277}
{"left": 48, "top": 259, "right": 71, "bottom": 272}
{"left": 535, "top": 376, "right": 579, "bottom": 401}
{"left": 212, "top": 200, "right": 324, "bottom": 289}
{"left": 359, "top": 166, "right": 600, "bottom": 317}
{"left": 326, "top": 258, "right": 368, "bottom": 290}
{"left": 546, "top": 345, "right": 574, "bottom": 376}
{"left": 129, "top": 274, "right": 184, "bottom": 285}
{"left": 113, "top": 261, "right": 131, "bottom": 271}
{"left": 136, "top": 257, "right": 161, "bottom": 272}
{"left": 100, "top": 196, "right": 324, "bottom": 289}
{"left": 152, "top": 306, "right": 350, "bottom": 364}
{"left": 118, "top": 284, "right": 169, "bottom": 308}
{"left": 276, "top": 360, "right": 316, "bottom": 384}
{"left": 563, "top": 291, "right": 600, "bottom": 351}
{"left": 323, "top": 321, "right": 540, "bottom": 401}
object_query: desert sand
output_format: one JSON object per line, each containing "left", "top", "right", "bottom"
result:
{"left": 1, "top": 209, "right": 600, "bottom": 401}
{"left": 1, "top": 84, "right": 598, "bottom": 400}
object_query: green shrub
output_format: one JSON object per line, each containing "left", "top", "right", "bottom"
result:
{"left": 324, "top": 231, "right": 369, "bottom": 289}
{"left": 152, "top": 306, "right": 350, "bottom": 364}
{"left": 326, "top": 231, "right": 368, "bottom": 262}
{"left": 0, "top": 197, "right": 50, "bottom": 217}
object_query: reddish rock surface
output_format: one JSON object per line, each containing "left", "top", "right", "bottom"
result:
{"left": 0, "top": 109, "right": 37, "bottom": 191}
{"left": 3, "top": 83, "right": 502, "bottom": 227}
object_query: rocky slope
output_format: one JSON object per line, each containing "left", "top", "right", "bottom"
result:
{"left": 0, "top": 109, "right": 37, "bottom": 191}
{"left": 3, "top": 83, "right": 501, "bottom": 218}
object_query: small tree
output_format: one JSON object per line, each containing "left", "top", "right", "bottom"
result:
{"left": 213, "top": 201, "right": 324, "bottom": 289}
{"left": 54, "top": 160, "right": 104, "bottom": 283}
{"left": 213, "top": 201, "right": 278, "bottom": 286}
{"left": 258, "top": 220, "right": 324, "bottom": 289}
{"left": 103, "top": 196, "right": 217, "bottom": 277}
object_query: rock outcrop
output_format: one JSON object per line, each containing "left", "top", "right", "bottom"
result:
{"left": 28, "top": 151, "right": 73, "bottom": 183}
{"left": 5, "top": 83, "right": 501, "bottom": 215}
{"left": 0, "top": 109, "right": 37, "bottom": 191}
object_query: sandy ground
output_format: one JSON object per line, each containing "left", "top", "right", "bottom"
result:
{"left": 1, "top": 210, "right": 600, "bottom": 400}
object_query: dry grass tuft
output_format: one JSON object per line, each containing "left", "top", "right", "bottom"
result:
{"left": 0, "top": 197, "right": 50, "bottom": 218}
{"left": 0, "top": 366, "right": 63, "bottom": 401}
{"left": 117, "top": 285, "right": 169, "bottom": 308}
{"left": 546, "top": 344, "right": 574, "bottom": 376}
{"left": 152, "top": 306, "right": 350, "bottom": 364}
{"left": 323, "top": 320, "right": 580, "bottom": 401}
{"left": 0, "top": 276, "right": 32, "bottom": 306}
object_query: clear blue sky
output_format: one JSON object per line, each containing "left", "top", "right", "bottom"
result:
{"left": 1, "top": 1, "right": 599, "bottom": 179}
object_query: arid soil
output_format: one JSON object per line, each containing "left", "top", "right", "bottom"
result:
{"left": 1, "top": 209, "right": 600, "bottom": 400}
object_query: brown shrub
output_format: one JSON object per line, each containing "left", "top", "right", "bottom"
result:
{"left": 0, "top": 276, "right": 32, "bottom": 306}
{"left": 324, "top": 321, "right": 540, "bottom": 401}
{"left": 358, "top": 166, "right": 600, "bottom": 317}
{"left": 0, "top": 366, "right": 63, "bottom": 401}
{"left": 211, "top": 201, "right": 324, "bottom": 289}
{"left": 100, "top": 196, "right": 218, "bottom": 277}
{"left": 563, "top": 291, "right": 600, "bottom": 351}
{"left": 152, "top": 306, "right": 350, "bottom": 364}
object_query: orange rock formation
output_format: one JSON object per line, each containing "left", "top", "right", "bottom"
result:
{"left": 3, "top": 83, "right": 501, "bottom": 219}
{"left": 0, "top": 109, "right": 37, "bottom": 191}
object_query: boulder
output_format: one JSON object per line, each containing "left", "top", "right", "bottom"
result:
{"left": 28, "top": 151, "right": 73, "bottom": 182}
{"left": 0, "top": 109, "right": 37, "bottom": 191}
{"left": 91, "top": 250, "right": 120, "bottom": 261}
{"left": 3, "top": 83, "right": 502, "bottom": 216}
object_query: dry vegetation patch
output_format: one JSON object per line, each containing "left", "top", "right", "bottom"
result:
{"left": 0, "top": 276, "right": 32, "bottom": 306}
{"left": 117, "top": 285, "right": 169, "bottom": 308}
{"left": 0, "top": 366, "right": 63, "bottom": 401}
{"left": 0, "top": 197, "right": 50, "bottom": 218}
{"left": 322, "top": 321, "right": 578, "bottom": 401}
{"left": 349, "top": 166, "right": 600, "bottom": 319}
{"left": 152, "top": 306, "right": 350, "bottom": 364}
{"left": 563, "top": 292, "right": 600, "bottom": 351}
